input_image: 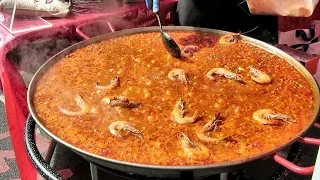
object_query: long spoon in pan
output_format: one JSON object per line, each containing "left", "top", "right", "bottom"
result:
{"left": 155, "top": 12, "right": 181, "bottom": 58}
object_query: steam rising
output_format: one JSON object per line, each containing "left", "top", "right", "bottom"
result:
{"left": 7, "top": 38, "right": 70, "bottom": 87}
{"left": 7, "top": 0, "right": 160, "bottom": 88}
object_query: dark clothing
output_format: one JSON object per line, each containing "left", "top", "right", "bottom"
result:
{"left": 175, "top": 0, "right": 277, "bottom": 42}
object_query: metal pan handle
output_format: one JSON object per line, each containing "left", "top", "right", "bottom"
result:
{"left": 274, "top": 133, "right": 320, "bottom": 175}
{"left": 24, "top": 115, "right": 65, "bottom": 180}
{"left": 274, "top": 154, "right": 314, "bottom": 175}
{"left": 76, "top": 20, "right": 115, "bottom": 40}
{"left": 314, "top": 122, "right": 320, "bottom": 129}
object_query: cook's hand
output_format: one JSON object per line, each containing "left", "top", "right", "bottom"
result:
{"left": 145, "top": 0, "right": 159, "bottom": 13}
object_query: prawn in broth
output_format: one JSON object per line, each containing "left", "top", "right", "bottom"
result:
{"left": 33, "top": 31, "right": 316, "bottom": 166}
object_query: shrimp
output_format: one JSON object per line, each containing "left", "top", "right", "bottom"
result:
{"left": 171, "top": 98, "right": 199, "bottom": 124}
{"left": 197, "top": 113, "right": 224, "bottom": 143}
{"left": 252, "top": 109, "right": 296, "bottom": 125}
{"left": 58, "top": 95, "right": 94, "bottom": 116}
{"left": 206, "top": 68, "right": 244, "bottom": 83}
{"left": 219, "top": 27, "right": 258, "bottom": 45}
{"left": 102, "top": 96, "right": 141, "bottom": 109}
{"left": 108, "top": 121, "right": 143, "bottom": 138}
{"left": 181, "top": 45, "right": 200, "bottom": 58}
{"left": 219, "top": 33, "right": 240, "bottom": 45}
{"left": 168, "top": 69, "right": 189, "bottom": 84}
{"left": 96, "top": 76, "right": 120, "bottom": 90}
{"left": 179, "top": 133, "right": 211, "bottom": 161}
{"left": 249, "top": 66, "right": 272, "bottom": 84}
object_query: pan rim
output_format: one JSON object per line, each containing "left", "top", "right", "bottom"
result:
{"left": 27, "top": 26, "right": 320, "bottom": 171}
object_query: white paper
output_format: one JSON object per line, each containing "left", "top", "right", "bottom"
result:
{"left": 0, "top": 0, "right": 70, "bottom": 17}
{"left": 312, "top": 147, "right": 320, "bottom": 180}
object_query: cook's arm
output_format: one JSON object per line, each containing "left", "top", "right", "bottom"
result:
{"left": 144, "top": 0, "right": 159, "bottom": 13}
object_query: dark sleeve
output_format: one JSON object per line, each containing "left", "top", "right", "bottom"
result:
{"left": 176, "top": 0, "right": 240, "bottom": 28}
{"left": 175, "top": 0, "right": 277, "bottom": 40}
{"left": 176, "top": 0, "right": 201, "bottom": 27}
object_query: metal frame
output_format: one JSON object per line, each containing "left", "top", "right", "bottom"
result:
{"left": 0, "top": 0, "right": 52, "bottom": 34}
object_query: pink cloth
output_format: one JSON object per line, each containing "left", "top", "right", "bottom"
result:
{"left": 0, "top": 1, "right": 177, "bottom": 179}
{"left": 278, "top": 4, "right": 320, "bottom": 78}
{"left": 279, "top": 22, "right": 320, "bottom": 56}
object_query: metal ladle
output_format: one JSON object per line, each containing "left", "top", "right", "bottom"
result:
{"left": 155, "top": 12, "right": 181, "bottom": 58}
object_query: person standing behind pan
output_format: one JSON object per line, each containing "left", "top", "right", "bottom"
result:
{"left": 144, "top": 0, "right": 278, "bottom": 43}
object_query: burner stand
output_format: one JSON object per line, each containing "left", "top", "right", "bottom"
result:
{"left": 79, "top": 142, "right": 304, "bottom": 180}
{"left": 87, "top": 161, "right": 229, "bottom": 180}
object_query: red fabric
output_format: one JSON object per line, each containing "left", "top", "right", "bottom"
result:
{"left": 277, "top": 2, "right": 320, "bottom": 79}
{"left": 1, "top": 59, "right": 35, "bottom": 180}
{"left": 0, "top": 0, "right": 177, "bottom": 179}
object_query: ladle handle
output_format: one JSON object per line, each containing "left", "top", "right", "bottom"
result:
{"left": 155, "top": 12, "right": 163, "bottom": 32}
{"left": 24, "top": 115, "right": 64, "bottom": 180}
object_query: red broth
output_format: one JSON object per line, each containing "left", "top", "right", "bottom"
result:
{"left": 33, "top": 32, "right": 315, "bottom": 166}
